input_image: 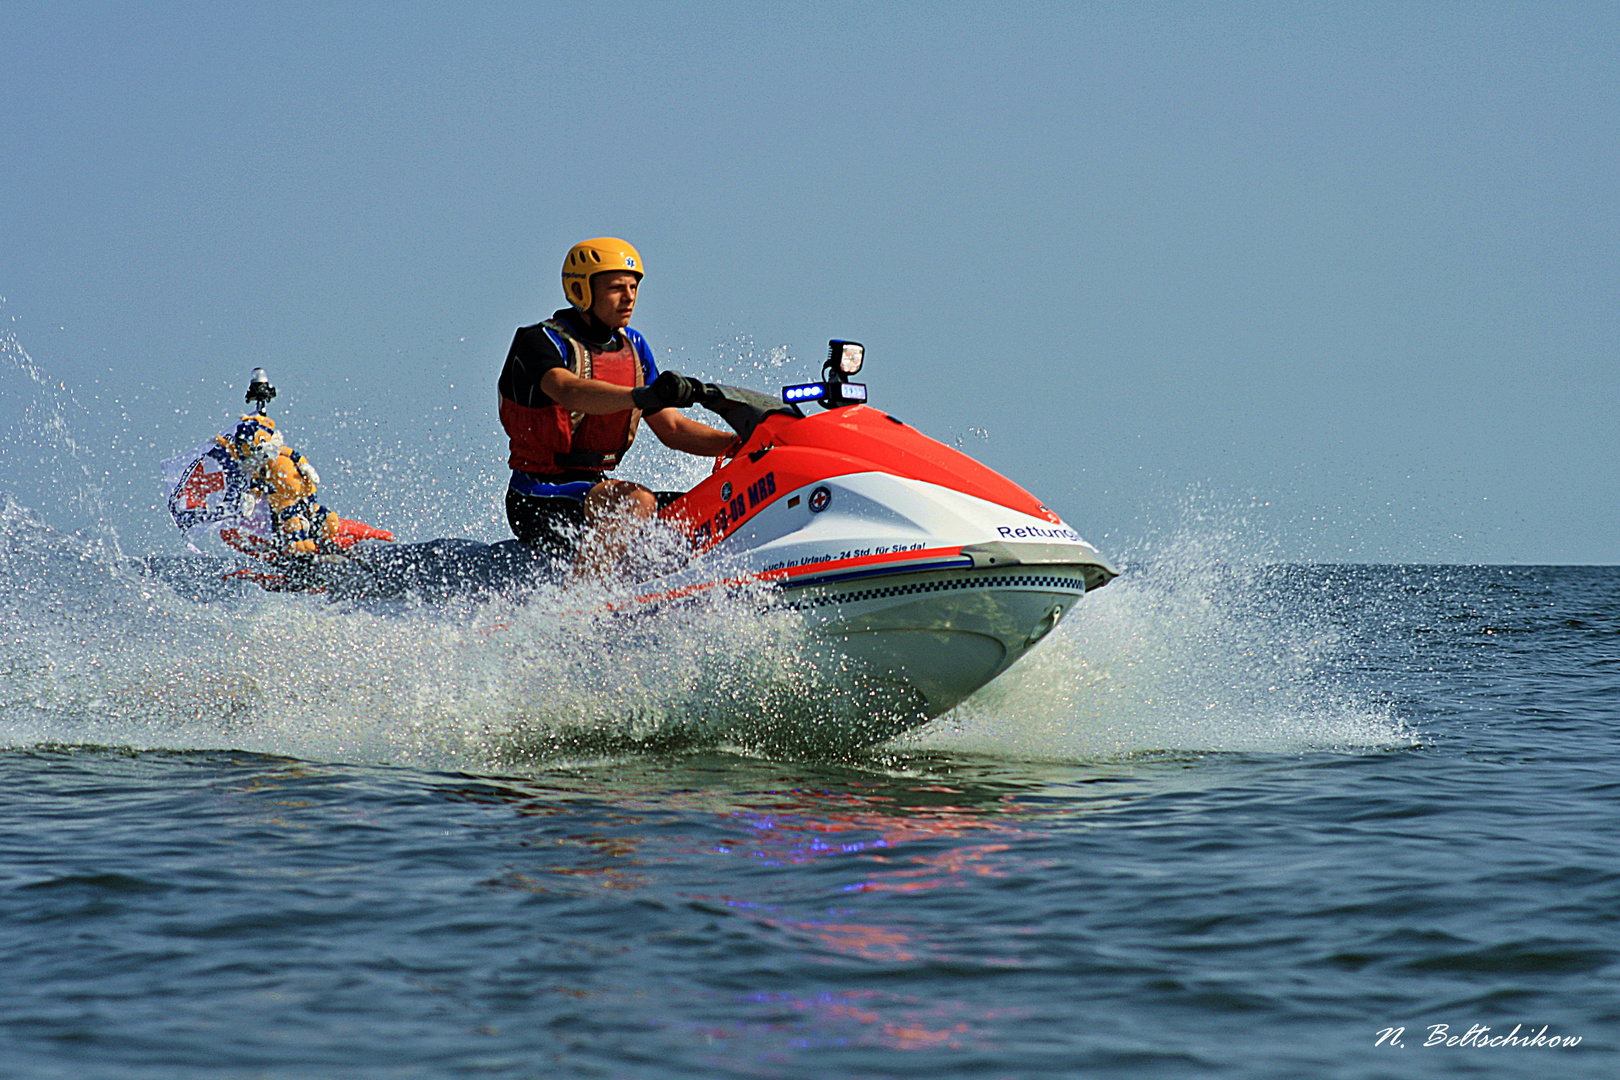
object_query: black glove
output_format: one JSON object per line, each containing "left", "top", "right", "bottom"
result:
{"left": 631, "top": 370, "right": 706, "bottom": 413}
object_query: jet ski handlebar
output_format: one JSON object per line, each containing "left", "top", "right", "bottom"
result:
{"left": 699, "top": 384, "right": 804, "bottom": 443}
{"left": 694, "top": 338, "right": 867, "bottom": 439}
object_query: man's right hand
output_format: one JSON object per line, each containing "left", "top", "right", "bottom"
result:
{"left": 631, "top": 370, "right": 707, "bottom": 413}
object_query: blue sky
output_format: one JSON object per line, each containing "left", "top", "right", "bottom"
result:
{"left": 2, "top": 1, "right": 1616, "bottom": 562}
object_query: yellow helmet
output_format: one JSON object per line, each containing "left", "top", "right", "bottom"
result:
{"left": 561, "top": 237, "right": 644, "bottom": 311}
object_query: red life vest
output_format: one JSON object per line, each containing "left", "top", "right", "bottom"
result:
{"left": 501, "top": 320, "right": 647, "bottom": 475}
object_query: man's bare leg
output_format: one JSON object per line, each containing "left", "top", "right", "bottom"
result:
{"left": 575, "top": 479, "right": 658, "bottom": 579}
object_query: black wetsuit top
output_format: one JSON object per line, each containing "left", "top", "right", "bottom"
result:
{"left": 498, "top": 308, "right": 627, "bottom": 411}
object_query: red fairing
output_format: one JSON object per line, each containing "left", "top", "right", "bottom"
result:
{"left": 331, "top": 518, "right": 395, "bottom": 548}
{"left": 502, "top": 335, "right": 642, "bottom": 474}
{"left": 662, "top": 405, "right": 1061, "bottom": 552}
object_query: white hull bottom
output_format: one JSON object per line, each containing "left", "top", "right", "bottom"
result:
{"left": 786, "top": 564, "right": 1092, "bottom": 726}
{"left": 627, "top": 471, "right": 1116, "bottom": 751}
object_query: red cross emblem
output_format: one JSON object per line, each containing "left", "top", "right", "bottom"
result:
{"left": 179, "top": 461, "right": 226, "bottom": 509}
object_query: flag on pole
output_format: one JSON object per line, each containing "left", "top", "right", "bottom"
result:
{"left": 160, "top": 436, "right": 273, "bottom": 554}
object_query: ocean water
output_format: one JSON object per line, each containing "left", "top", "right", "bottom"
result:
{"left": 1, "top": 491, "right": 1615, "bottom": 1078}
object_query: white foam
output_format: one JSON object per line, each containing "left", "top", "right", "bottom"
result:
{"left": 905, "top": 518, "right": 1416, "bottom": 759}
{"left": 0, "top": 332, "right": 1413, "bottom": 767}
{"left": 0, "top": 501, "right": 926, "bottom": 766}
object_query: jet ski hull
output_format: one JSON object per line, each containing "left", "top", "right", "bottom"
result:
{"left": 787, "top": 562, "right": 1091, "bottom": 717}
{"left": 638, "top": 443, "right": 1118, "bottom": 723}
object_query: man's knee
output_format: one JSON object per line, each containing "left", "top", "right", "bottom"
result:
{"left": 585, "top": 480, "right": 656, "bottom": 520}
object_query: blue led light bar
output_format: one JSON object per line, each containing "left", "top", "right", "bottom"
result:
{"left": 782, "top": 381, "right": 869, "bottom": 408}
{"left": 783, "top": 382, "right": 826, "bottom": 404}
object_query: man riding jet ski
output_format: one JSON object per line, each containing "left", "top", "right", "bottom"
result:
{"left": 499, "top": 237, "right": 735, "bottom": 574}
{"left": 162, "top": 238, "right": 734, "bottom": 594}
{"left": 156, "top": 240, "right": 1117, "bottom": 736}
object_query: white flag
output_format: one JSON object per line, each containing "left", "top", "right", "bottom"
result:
{"left": 160, "top": 436, "right": 273, "bottom": 555}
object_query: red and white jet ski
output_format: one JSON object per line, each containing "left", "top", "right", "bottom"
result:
{"left": 153, "top": 346, "right": 1116, "bottom": 733}
{"left": 636, "top": 341, "right": 1117, "bottom": 721}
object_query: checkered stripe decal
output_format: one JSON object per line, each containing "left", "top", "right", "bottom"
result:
{"left": 788, "top": 573, "right": 1087, "bottom": 609}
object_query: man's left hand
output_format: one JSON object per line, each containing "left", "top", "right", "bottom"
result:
{"left": 632, "top": 371, "right": 707, "bottom": 413}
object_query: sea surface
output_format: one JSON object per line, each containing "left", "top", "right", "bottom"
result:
{"left": 1, "top": 501, "right": 1616, "bottom": 1078}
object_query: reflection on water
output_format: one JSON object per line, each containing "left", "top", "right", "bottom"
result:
{"left": 424, "top": 751, "right": 1159, "bottom": 1056}
{"left": 720, "top": 990, "right": 990, "bottom": 1052}
{"left": 12, "top": 744, "right": 1285, "bottom": 1066}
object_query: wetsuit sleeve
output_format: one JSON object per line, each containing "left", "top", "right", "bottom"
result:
{"left": 498, "top": 325, "right": 569, "bottom": 409}
{"left": 626, "top": 327, "right": 659, "bottom": 383}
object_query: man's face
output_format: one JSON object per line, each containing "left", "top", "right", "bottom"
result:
{"left": 589, "top": 271, "right": 639, "bottom": 330}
